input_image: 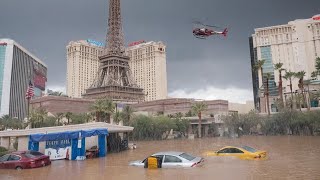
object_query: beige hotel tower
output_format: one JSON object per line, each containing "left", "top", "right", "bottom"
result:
{"left": 127, "top": 41, "right": 168, "bottom": 101}
{"left": 66, "top": 40, "right": 104, "bottom": 98}
{"left": 66, "top": 40, "right": 167, "bottom": 101}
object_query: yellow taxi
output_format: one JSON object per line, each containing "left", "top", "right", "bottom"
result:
{"left": 204, "top": 146, "right": 267, "bottom": 160}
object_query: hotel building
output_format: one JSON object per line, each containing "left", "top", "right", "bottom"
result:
{"left": 127, "top": 41, "right": 167, "bottom": 101}
{"left": 249, "top": 14, "right": 320, "bottom": 112}
{"left": 0, "top": 39, "right": 47, "bottom": 120}
{"left": 66, "top": 40, "right": 104, "bottom": 98}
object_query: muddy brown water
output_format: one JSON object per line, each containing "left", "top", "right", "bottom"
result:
{"left": 0, "top": 136, "right": 319, "bottom": 180}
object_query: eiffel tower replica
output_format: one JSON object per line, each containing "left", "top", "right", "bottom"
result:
{"left": 83, "top": 0, "right": 145, "bottom": 102}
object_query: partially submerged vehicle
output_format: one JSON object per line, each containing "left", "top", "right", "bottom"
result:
{"left": 0, "top": 151, "right": 51, "bottom": 170}
{"left": 129, "top": 151, "right": 204, "bottom": 168}
{"left": 204, "top": 146, "right": 267, "bottom": 160}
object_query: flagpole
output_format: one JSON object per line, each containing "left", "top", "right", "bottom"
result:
{"left": 27, "top": 98, "right": 30, "bottom": 127}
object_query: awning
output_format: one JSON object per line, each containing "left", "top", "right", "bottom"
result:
{"left": 29, "top": 128, "right": 108, "bottom": 142}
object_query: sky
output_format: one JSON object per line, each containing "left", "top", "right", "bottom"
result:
{"left": 0, "top": 0, "right": 319, "bottom": 103}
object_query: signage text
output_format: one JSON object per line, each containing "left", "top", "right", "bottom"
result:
{"left": 128, "top": 40, "right": 146, "bottom": 47}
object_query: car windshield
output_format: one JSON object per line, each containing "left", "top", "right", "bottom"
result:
{"left": 24, "top": 151, "right": 44, "bottom": 158}
{"left": 242, "top": 146, "right": 257, "bottom": 153}
{"left": 179, "top": 153, "right": 195, "bottom": 161}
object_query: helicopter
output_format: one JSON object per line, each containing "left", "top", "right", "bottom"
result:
{"left": 192, "top": 20, "right": 228, "bottom": 39}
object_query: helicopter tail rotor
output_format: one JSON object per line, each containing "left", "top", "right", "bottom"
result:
{"left": 222, "top": 28, "right": 228, "bottom": 37}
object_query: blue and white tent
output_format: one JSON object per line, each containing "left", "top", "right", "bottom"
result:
{"left": 28, "top": 128, "right": 108, "bottom": 160}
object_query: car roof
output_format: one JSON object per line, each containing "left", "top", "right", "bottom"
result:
{"left": 11, "top": 151, "right": 40, "bottom": 155}
{"left": 152, "top": 151, "right": 184, "bottom": 156}
{"left": 220, "top": 146, "right": 238, "bottom": 149}
{"left": 219, "top": 146, "right": 257, "bottom": 151}
{"left": 11, "top": 151, "right": 27, "bottom": 155}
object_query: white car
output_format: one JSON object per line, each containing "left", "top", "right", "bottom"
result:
{"left": 129, "top": 151, "right": 204, "bottom": 168}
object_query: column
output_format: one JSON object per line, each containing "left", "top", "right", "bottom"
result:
{"left": 98, "top": 135, "right": 106, "bottom": 157}
{"left": 17, "top": 136, "right": 29, "bottom": 151}
{"left": 0, "top": 137, "right": 10, "bottom": 150}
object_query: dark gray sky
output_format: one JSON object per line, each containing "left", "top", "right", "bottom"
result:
{"left": 1, "top": 0, "right": 319, "bottom": 103}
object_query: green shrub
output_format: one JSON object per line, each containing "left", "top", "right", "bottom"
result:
{"left": 0, "top": 146, "right": 8, "bottom": 157}
{"left": 222, "top": 109, "right": 320, "bottom": 136}
{"left": 0, "top": 146, "right": 7, "bottom": 152}
{"left": 130, "top": 115, "right": 187, "bottom": 140}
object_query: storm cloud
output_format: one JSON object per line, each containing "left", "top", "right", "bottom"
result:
{"left": 0, "top": 0, "right": 319, "bottom": 103}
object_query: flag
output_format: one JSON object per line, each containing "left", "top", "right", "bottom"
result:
{"left": 25, "top": 80, "right": 34, "bottom": 99}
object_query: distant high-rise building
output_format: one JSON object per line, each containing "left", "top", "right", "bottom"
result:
{"left": 127, "top": 41, "right": 167, "bottom": 101}
{"left": 249, "top": 14, "right": 320, "bottom": 112}
{"left": 66, "top": 40, "right": 104, "bottom": 98}
{"left": 0, "top": 39, "right": 47, "bottom": 119}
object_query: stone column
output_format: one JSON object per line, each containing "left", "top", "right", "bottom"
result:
{"left": 0, "top": 137, "right": 10, "bottom": 150}
{"left": 17, "top": 136, "right": 29, "bottom": 151}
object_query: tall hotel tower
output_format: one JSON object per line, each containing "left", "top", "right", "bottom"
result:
{"left": 66, "top": 40, "right": 104, "bottom": 98}
{"left": 127, "top": 41, "right": 167, "bottom": 101}
{"left": 250, "top": 14, "right": 320, "bottom": 112}
{"left": 0, "top": 39, "right": 47, "bottom": 119}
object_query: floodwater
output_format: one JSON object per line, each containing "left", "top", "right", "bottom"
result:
{"left": 1, "top": 136, "right": 320, "bottom": 180}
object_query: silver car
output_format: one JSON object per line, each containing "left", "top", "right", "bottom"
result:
{"left": 129, "top": 151, "right": 204, "bottom": 168}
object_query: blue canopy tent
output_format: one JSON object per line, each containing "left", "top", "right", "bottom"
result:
{"left": 28, "top": 128, "right": 108, "bottom": 160}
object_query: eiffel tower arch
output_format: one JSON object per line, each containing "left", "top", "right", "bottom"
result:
{"left": 83, "top": 0, "right": 145, "bottom": 102}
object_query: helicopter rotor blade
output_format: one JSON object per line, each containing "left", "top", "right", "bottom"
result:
{"left": 203, "top": 24, "right": 221, "bottom": 28}
{"left": 192, "top": 20, "right": 221, "bottom": 28}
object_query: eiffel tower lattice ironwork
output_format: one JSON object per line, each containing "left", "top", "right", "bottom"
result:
{"left": 83, "top": 0, "right": 144, "bottom": 102}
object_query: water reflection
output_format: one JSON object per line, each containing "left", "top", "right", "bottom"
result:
{"left": 0, "top": 136, "right": 319, "bottom": 180}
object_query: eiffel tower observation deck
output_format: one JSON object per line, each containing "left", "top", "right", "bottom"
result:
{"left": 83, "top": 0, "right": 145, "bottom": 102}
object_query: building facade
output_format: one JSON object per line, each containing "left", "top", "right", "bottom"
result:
{"left": 229, "top": 101, "right": 255, "bottom": 114}
{"left": 250, "top": 14, "right": 320, "bottom": 112}
{"left": 127, "top": 41, "right": 167, "bottom": 101}
{"left": 131, "top": 98, "right": 229, "bottom": 116}
{"left": 31, "top": 96, "right": 94, "bottom": 116}
{"left": 66, "top": 40, "right": 104, "bottom": 98}
{"left": 0, "top": 39, "right": 47, "bottom": 120}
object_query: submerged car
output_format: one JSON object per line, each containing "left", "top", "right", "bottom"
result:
{"left": 0, "top": 151, "right": 51, "bottom": 170}
{"left": 129, "top": 151, "right": 204, "bottom": 168}
{"left": 204, "top": 146, "right": 267, "bottom": 160}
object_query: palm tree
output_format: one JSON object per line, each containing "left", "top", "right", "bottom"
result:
{"left": 29, "top": 110, "right": 38, "bottom": 128}
{"left": 304, "top": 79, "right": 312, "bottom": 111}
{"left": 38, "top": 108, "right": 47, "bottom": 126}
{"left": 265, "top": 73, "right": 271, "bottom": 115}
{"left": 90, "top": 98, "right": 115, "bottom": 123}
{"left": 121, "top": 105, "right": 134, "bottom": 126}
{"left": 295, "top": 71, "right": 306, "bottom": 109}
{"left": 65, "top": 112, "right": 72, "bottom": 124}
{"left": 0, "top": 115, "right": 23, "bottom": 130}
{"left": 49, "top": 91, "right": 63, "bottom": 96}
{"left": 56, "top": 113, "right": 64, "bottom": 126}
{"left": 112, "top": 111, "right": 122, "bottom": 125}
{"left": 310, "top": 57, "right": 320, "bottom": 80}
{"left": 29, "top": 108, "right": 47, "bottom": 128}
{"left": 316, "top": 57, "right": 320, "bottom": 71}
{"left": 104, "top": 99, "right": 115, "bottom": 123}
{"left": 191, "top": 102, "right": 208, "bottom": 138}
{"left": 84, "top": 113, "right": 92, "bottom": 123}
{"left": 283, "top": 71, "right": 296, "bottom": 109}
{"left": 90, "top": 99, "right": 105, "bottom": 122}
{"left": 254, "top": 59, "right": 266, "bottom": 112}
{"left": 175, "top": 112, "right": 183, "bottom": 119}
{"left": 311, "top": 71, "right": 318, "bottom": 80}
{"left": 274, "top": 63, "right": 285, "bottom": 108}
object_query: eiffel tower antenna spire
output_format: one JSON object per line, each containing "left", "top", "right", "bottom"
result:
{"left": 106, "top": 0, "right": 125, "bottom": 56}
